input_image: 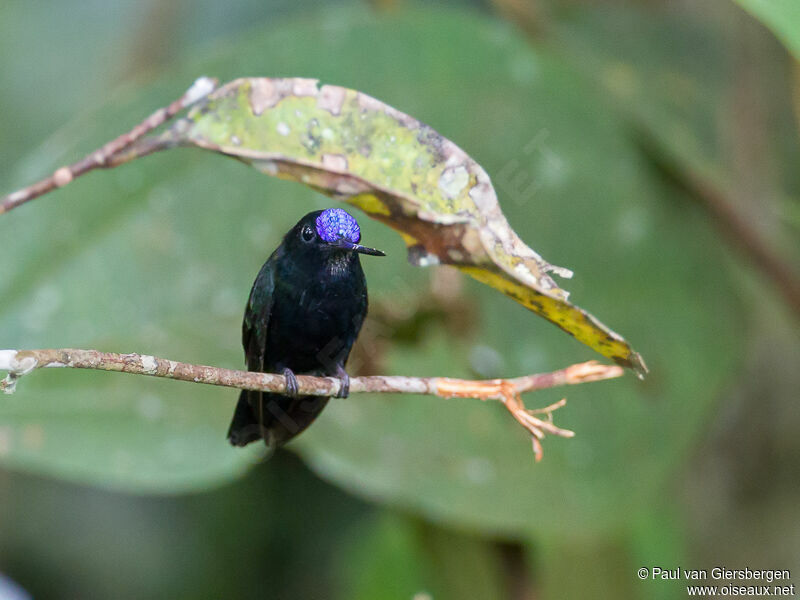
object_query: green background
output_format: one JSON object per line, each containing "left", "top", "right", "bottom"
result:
{"left": 1, "top": 1, "right": 798, "bottom": 598}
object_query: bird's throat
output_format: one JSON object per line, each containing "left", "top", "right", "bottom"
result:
{"left": 326, "top": 251, "right": 356, "bottom": 278}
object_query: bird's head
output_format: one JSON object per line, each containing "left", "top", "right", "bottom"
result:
{"left": 285, "top": 208, "right": 385, "bottom": 263}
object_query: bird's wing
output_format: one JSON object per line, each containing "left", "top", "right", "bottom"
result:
{"left": 242, "top": 254, "right": 276, "bottom": 372}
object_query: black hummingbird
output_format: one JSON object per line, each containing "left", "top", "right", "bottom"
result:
{"left": 227, "top": 208, "right": 385, "bottom": 448}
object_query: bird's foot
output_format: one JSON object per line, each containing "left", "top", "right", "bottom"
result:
{"left": 282, "top": 368, "right": 299, "bottom": 397}
{"left": 335, "top": 365, "right": 350, "bottom": 399}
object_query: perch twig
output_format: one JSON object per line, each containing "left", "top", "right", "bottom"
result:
{"left": 0, "top": 348, "right": 624, "bottom": 460}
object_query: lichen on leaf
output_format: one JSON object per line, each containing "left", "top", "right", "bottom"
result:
{"left": 175, "top": 77, "right": 646, "bottom": 375}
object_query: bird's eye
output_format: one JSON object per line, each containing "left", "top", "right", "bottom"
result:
{"left": 301, "top": 225, "right": 315, "bottom": 242}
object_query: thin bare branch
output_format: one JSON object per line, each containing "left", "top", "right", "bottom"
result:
{"left": 684, "top": 168, "right": 800, "bottom": 316}
{"left": 0, "top": 348, "right": 624, "bottom": 460}
{"left": 634, "top": 122, "right": 800, "bottom": 319}
{"left": 0, "top": 77, "right": 217, "bottom": 215}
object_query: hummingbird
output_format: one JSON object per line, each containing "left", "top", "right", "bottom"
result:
{"left": 227, "top": 208, "right": 385, "bottom": 448}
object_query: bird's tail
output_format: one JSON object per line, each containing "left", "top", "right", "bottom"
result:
{"left": 227, "top": 390, "right": 262, "bottom": 447}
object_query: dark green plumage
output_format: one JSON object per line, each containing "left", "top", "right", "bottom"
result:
{"left": 227, "top": 208, "right": 384, "bottom": 448}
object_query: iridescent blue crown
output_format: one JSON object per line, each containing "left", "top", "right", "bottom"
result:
{"left": 315, "top": 208, "right": 361, "bottom": 244}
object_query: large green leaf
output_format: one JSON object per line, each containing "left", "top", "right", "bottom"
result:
{"left": 0, "top": 6, "right": 742, "bottom": 537}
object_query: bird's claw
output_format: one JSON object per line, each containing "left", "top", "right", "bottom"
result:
{"left": 282, "top": 368, "right": 299, "bottom": 397}
{"left": 335, "top": 365, "right": 350, "bottom": 399}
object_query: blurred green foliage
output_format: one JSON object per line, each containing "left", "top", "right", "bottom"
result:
{"left": 1, "top": 1, "right": 798, "bottom": 599}
{"left": 732, "top": 0, "right": 800, "bottom": 58}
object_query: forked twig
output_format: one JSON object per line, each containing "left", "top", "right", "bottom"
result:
{"left": 0, "top": 348, "right": 624, "bottom": 459}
